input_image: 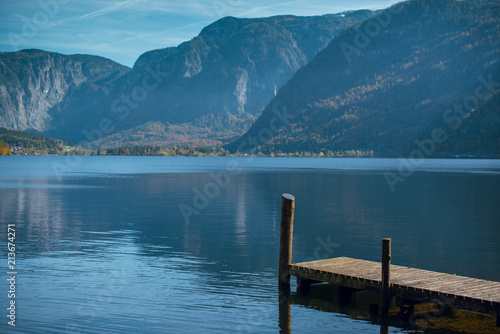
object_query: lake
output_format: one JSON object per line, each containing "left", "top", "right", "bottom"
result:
{"left": 0, "top": 156, "right": 499, "bottom": 333}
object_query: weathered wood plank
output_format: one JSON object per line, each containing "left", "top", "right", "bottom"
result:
{"left": 290, "top": 257, "right": 500, "bottom": 318}
{"left": 419, "top": 277, "right": 486, "bottom": 291}
{"left": 392, "top": 272, "right": 454, "bottom": 287}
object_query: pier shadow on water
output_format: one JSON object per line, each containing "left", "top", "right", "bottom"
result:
{"left": 278, "top": 283, "right": 500, "bottom": 334}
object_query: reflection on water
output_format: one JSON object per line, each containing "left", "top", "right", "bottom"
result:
{"left": 0, "top": 156, "right": 499, "bottom": 333}
{"left": 281, "top": 283, "right": 500, "bottom": 334}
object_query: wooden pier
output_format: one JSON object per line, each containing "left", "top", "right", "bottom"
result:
{"left": 278, "top": 194, "right": 500, "bottom": 327}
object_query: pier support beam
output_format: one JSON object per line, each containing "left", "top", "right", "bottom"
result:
{"left": 338, "top": 286, "right": 356, "bottom": 306}
{"left": 296, "top": 277, "right": 313, "bottom": 295}
{"left": 381, "top": 238, "right": 392, "bottom": 317}
{"left": 279, "top": 194, "right": 295, "bottom": 289}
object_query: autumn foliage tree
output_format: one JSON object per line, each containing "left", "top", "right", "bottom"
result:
{"left": 0, "top": 140, "right": 11, "bottom": 155}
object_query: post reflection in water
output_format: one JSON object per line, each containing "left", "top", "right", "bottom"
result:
{"left": 278, "top": 283, "right": 396, "bottom": 334}
{"left": 278, "top": 286, "right": 292, "bottom": 334}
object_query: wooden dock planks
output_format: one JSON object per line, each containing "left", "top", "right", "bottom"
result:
{"left": 289, "top": 257, "right": 500, "bottom": 317}
{"left": 277, "top": 195, "right": 500, "bottom": 325}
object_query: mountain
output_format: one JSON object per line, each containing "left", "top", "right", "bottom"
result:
{"left": 225, "top": 0, "right": 500, "bottom": 157}
{"left": 34, "top": 11, "right": 374, "bottom": 147}
{"left": 0, "top": 49, "right": 130, "bottom": 134}
{"left": 127, "top": 13, "right": 375, "bottom": 119}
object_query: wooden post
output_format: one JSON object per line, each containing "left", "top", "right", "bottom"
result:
{"left": 279, "top": 194, "right": 295, "bottom": 287}
{"left": 381, "top": 238, "right": 391, "bottom": 317}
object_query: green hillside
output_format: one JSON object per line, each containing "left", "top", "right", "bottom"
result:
{"left": 0, "top": 127, "right": 70, "bottom": 154}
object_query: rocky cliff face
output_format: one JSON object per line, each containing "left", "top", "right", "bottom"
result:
{"left": 0, "top": 49, "right": 130, "bottom": 133}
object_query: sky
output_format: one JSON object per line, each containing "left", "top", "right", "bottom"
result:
{"left": 0, "top": 0, "right": 400, "bottom": 68}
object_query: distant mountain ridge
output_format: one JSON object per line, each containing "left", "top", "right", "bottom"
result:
{"left": 2, "top": 1, "right": 498, "bottom": 157}
{"left": 77, "top": 11, "right": 376, "bottom": 148}
{"left": 0, "top": 11, "right": 375, "bottom": 147}
{"left": 226, "top": 0, "right": 500, "bottom": 157}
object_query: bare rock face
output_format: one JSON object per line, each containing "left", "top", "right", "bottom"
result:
{"left": 0, "top": 49, "right": 129, "bottom": 132}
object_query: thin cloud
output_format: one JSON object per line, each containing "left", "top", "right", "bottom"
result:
{"left": 78, "top": 0, "right": 141, "bottom": 20}
{"left": 103, "top": 0, "right": 220, "bottom": 17}
{"left": 235, "top": 0, "right": 308, "bottom": 17}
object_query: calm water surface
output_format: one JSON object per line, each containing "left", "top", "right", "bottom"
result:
{"left": 0, "top": 156, "right": 499, "bottom": 333}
